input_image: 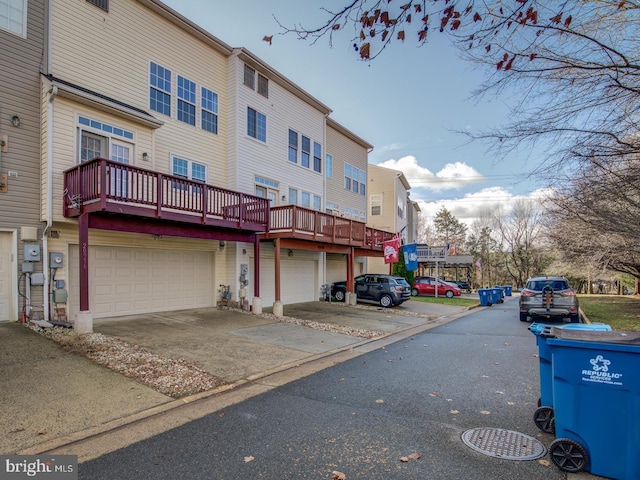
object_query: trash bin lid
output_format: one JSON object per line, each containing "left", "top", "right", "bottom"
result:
{"left": 530, "top": 322, "right": 611, "bottom": 336}
{"left": 547, "top": 328, "right": 640, "bottom": 345}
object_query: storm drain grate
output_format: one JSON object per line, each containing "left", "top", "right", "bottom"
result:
{"left": 461, "top": 428, "right": 547, "bottom": 461}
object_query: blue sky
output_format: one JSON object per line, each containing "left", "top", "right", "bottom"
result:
{"left": 163, "top": 0, "right": 549, "bottom": 226}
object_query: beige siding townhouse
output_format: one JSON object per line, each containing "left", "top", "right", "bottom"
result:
{"left": 367, "top": 164, "right": 412, "bottom": 273}
{"left": 0, "top": 0, "right": 46, "bottom": 322}
{"left": 38, "top": 0, "right": 392, "bottom": 329}
{"left": 43, "top": 0, "right": 270, "bottom": 330}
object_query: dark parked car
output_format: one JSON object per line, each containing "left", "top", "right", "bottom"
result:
{"left": 519, "top": 276, "right": 580, "bottom": 323}
{"left": 331, "top": 274, "right": 411, "bottom": 307}
{"left": 412, "top": 276, "right": 461, "bottom": 298}
{"left": 455, "top": 280, "right": 471, "bottom": 292}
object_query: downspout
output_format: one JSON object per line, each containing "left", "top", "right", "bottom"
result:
{"left": 42, "top": 0, "right": 55, "bottom": 321}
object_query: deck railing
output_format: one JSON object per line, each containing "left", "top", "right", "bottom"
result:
{"left": 63, "top": 158, "right": 270, "bottom": 231}
{"left": 267, "top": 205, "right": 394, "bottom": 250}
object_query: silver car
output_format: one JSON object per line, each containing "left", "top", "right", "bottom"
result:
{"left": 519, "top": 276, "right": 580, "bottom": 323}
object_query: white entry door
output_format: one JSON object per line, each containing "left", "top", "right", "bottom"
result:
{"left": 0, "top": 233, "right": 15, "bottom": 321}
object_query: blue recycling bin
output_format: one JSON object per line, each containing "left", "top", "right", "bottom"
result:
{"left": 504, "top": 285, "right": 513, "bottom": 296}
{"left": 543, "top": 329, "right": 640, "bottom": 478}
{"left": 490, "top": 287, "right": 503, "bottom": 304}
{"left": 478, "top": 288, "right": 491, "bottom": 306}
{"left": 528, "top": 322, "right": 611, "bottom": 434}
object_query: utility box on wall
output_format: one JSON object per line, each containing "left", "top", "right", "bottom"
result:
{"left": 50, "top": 252, "right": 64, "bottom": 268}
{"left": 24, "top": 244, "right": 41, "bottom": 262}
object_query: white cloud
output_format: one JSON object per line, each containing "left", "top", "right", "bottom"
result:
{"left": 414, "top": 186, "right": 555, "bottom": 227}
{"left": 375, "top": 155, "right": 484, "bottom": 191}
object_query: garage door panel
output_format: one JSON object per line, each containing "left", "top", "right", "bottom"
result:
{"left": 70, "top": 245, "right": 214, "bottom": 319}
{"left": 257, "top": 257, "right": 317, "bottom": 305}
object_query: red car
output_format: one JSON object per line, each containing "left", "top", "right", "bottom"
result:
{"left": 412, "top": 276, "right": 461, "bottom": 298}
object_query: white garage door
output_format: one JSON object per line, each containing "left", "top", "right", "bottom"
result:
{"left": 257, "top": 257, "right": 317, "bottom": 305}
{"left": 69, "top": 245, "right": 214, "bottom": 319}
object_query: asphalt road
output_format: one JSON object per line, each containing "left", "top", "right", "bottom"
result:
{"left": 79, "top": 300, "right": 565, "bottom": 480}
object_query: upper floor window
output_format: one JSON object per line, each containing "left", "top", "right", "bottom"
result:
{"left": 288, "top": 130, "right": 298, "bottom": 163}
{"left": 247, "top": 107, "right": 266, "bottom": 142}
{"left": 371, "top": 194, "right": 382, "bottom": 216}
{"left": 344, "top": 162, "right": 365, "bottom": 195}
{"left": 0, "top": 0, "right": 26, "bottom": 37}
{"left": 201, "top": 87, "right": 218, "bottom": 134}
{"left": 301, "top": 191, "right": 311, "bottom": 208}
{"left": 397, "top": 194, "right": 405, "bottom": 219}
{"left": 313, "top": 142, "right": 322, "bottom": 173}
{"left": 257, "top": 74, "right": 269, "bottom": 98}
{"left": 86, "top": 0, "right": 108, "bottom": 12}
{"left": 150, "top": 62, "right": 171, "bottom": 116}
{"left": 313, "top": 195, "right": 322, "bottom": 211}
{"left": 243, "top": 64, "right": 255, "bottom": 89}
{"left": 177, "top": 75, "right": 196, "bottom": 126}
{"left": 301, "top": 136, "right": 310, "bottom": 168}
{"left": 77, "top": 116, "right": 134, "bottom": 163}
{"left": 325, "top": 154, "right": 333, "bottom": 178}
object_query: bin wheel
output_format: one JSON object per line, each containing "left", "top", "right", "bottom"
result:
{"left": 520, "top": 312, "right": 529, "bottom": 322}
{"left": 549, "top": 438, "right": 588, "bottom": 473}
{"left": 533, "top": 406, "right": 555, "bottom": 434}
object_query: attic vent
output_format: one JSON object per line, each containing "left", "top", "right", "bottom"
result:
{"left": 87, "top": 0, "right": 109, "bottom": 12}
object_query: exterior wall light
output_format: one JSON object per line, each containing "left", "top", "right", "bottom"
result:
{"left": 11, "top": 115, "right": 20, "bottom": 127}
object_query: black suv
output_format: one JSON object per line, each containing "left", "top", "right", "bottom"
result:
{"left": 519, "top": 276, "right": 580, "bottom": 323}
{"left": 331, "top": 274, "right": 411, "bottom": 308}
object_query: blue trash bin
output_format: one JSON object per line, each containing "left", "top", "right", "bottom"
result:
{"left": 490, "top": 287, "right": 503, "bottom": 304}
{"left": 505, "top": 285, "right": 513, "bottom": 296}
{"left": 543, "top": 328, "right": 640, "bottom": 478}
{"left": 478, "top": 288, "right": 491, "bottom": 306}
{"left": 529, "top": 322, "right": 611, "bottom": 434}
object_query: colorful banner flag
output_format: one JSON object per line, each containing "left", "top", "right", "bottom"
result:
{"left": 402, "top": 243, "right": 418, "bottom": 271}
{"left": 476, "top": 259, "right": 482, "bottom": 271}
{"left": 383, "top": 234, "right": 401, "bottom": 264}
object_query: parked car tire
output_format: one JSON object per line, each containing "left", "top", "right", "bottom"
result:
{"left": 411, "top": 288, "right": 419, "bottom": 297}
{"left": 334, "top": 290, "right": 345, "bottom": 302}
{"left": 379, "top": 294, "right": 393, "bottom": 308}
{"left": 445, "top": 290, "right": 454, "bottom": 298}
{"left": 520, "top": 312, "right": 529, "bottom": 322}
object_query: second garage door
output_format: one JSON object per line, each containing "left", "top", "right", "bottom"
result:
{"left": 69, "top": 245, "right": 215, "bottom": 319}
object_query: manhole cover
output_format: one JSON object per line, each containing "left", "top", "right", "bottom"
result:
{"left": 461, "top": 428, "right": 547, "bottom": 460}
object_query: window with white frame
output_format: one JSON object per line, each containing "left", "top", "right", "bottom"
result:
{"left": 201, "top": 87, "right": 218, "bottom": 134}
{"left": 325, "top": 154, "right": 333, "bottom": 178}
{"left": 247, "top": 107, "right": 266, "bottom": 142}
{"left": 77, "top": 117, "right": 133, "bottom": 197}
{"left": 288, "top": 129, "right": 298, "bottom": 163}
{"left": 313, "top": 195, "right": 322, "bottom": 211}
{"left": 313, "top": 142, "right": 322, "bottom": 173}
{"left": 344, "top": 164, "right": 352, "bottom": 190}
{"left": 149, "top": 62, "right": 171, "bottom": 116}
{"left": 288, "top": 187, "right": 298, "bottom": 205}
{"left": 352, "top": 166, "right": 360, "bottom": 193}
{"left": 0, "top": 0, "right": 26, "bottom": 37}
{"left": 177, "top": 75, "right": 196, "bottom": 126}
{"left": 301, "top": 191, "right": 311, "bottom": 208}
{"left": 171, "top": 155, "right": 206, "bottom": 193}
{"left": 371, "top": 194, "right": 382, "bottom": 216}
{"left": 344, "top": 163, "right": 365, "bottom": 195}
{"left": 301, "top": 136, "right": 310, "bottom": 168}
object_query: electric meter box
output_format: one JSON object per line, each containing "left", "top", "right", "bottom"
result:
{"left": 24, "top": 244, "right": 41, "bottom": 262}
{"left": 50, "top": 252, "right": 64, "bottom": 268}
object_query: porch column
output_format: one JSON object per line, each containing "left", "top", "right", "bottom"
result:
{"left": 252, "top": 235, "right": 262, "bottom": 314}
{"left": 347, "top": 247, "right": 357, "bottom": 306}
{"left": 75, "top": 213, "right": 93, "bottom": 333}
{"left": 273, "top": 238, "right": 283, "bottom": 316}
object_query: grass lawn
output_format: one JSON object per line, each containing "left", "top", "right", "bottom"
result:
{"left": 579, "top": 294, "right": 640, "bottom": 331}
{"left": 410, "top": 295, "right": 479, "bottom": 308}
